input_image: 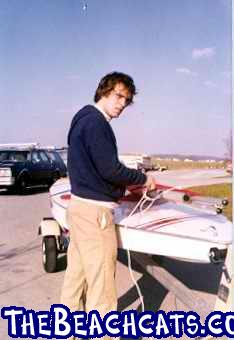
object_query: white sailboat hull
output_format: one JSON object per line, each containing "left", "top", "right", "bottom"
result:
{"left": 49, "top": 178, "right": 232, "bottom": 264}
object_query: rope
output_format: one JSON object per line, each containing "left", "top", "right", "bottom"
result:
{"left": 125, "top": 186, "right": 182, "bottom": 312}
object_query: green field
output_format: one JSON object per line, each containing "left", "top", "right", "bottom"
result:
{"left": 152, "top": 158, "right": 226, "bottom": 171}
{"left": 151, "top": 158, "right": 232, "bottom": 220}
{"left": 187, "top": 183, "right": 232, "bottom": 221}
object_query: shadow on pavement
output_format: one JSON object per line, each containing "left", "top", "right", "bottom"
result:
{"left": 117, "top": 249, "right": 223, "bottom": 340}
{"left": 117, "top": 249, "right": 222, "bottom": 309}
{"left": 117, "top": 249, "right": 168, "bottom": 312}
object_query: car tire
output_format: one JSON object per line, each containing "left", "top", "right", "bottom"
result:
{"left": 42, "top": 236, "right": 58, "bottom": 273}
{"left": 17, "top": 173, "right": 28, "bottom": 194}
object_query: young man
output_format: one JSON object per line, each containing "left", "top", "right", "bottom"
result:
{"left": 60, "top": 72, "right": 156, "bottom": 334}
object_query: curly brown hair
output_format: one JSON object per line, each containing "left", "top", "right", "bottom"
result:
{"left": 94, "top": 72, "right": 137, "bottom": 105}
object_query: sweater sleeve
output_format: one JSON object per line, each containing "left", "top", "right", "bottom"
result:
{"left": 86, "top": 118, "right": 147, "bottom": 186}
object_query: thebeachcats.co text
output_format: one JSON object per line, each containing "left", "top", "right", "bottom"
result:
{"left": 1, "top": 304, "right": 234, "bottom": 338}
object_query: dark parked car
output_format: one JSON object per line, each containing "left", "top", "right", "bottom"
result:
{"left": 0, "top": 146, "right": 67, "bottom": 193}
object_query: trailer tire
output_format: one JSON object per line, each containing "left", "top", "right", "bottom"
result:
{"left": 42, "top": 236, "right": 57, "bottom": 273}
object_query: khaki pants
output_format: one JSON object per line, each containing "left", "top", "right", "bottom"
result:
{"left": 60, "top": 198, "right": 118, "bottom": 339}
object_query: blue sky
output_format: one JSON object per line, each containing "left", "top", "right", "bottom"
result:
{"left": 0, "top": 0, "right": 231, "bottom": 157}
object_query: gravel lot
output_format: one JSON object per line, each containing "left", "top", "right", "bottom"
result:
{"left": 0, "top": 175, "right": 231, "bottom": 339}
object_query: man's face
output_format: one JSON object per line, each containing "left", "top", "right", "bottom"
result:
{"left": 99, "top": 83, "right": 132, "bottom": 119}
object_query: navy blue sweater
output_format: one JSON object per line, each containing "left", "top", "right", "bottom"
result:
{"left": 67, "top": 105, "right": 147, "bottom": 202}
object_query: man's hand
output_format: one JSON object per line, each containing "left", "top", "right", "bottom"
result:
{"left": 145, "top": 173, "right": 157, "bottom": 191}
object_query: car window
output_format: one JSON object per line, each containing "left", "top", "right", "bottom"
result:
{"left": 47, "top": 151, "right": 64, "bottom": 164}
{"left": 9, "top": 152, "right": 27, "bottom": 161}
{"left": 0, "top": 152, "right": 8, "bottom": 161}
{"left": 47, "top": 151, "right": 56, "bottom": 162}
{"left": 32, "top": 151, "right": 41, "bottom": 162}
{"left": 54, "top": 152, "right": 63, "bottom": 163}
{"left": 39, "top": 151, "right": 50, "bottom": 162}
{"left": 0, "top": 151, "right": 29, "bottom": 161}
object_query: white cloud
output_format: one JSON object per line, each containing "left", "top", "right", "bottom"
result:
{"left": 176, "top": 68, "right": 197, "bottom": 76}
{"left": 204, "top": 81, "right": 217, "bottom": 88}
{"left": 192, "top": 47, "right": 215, "bottom": 59}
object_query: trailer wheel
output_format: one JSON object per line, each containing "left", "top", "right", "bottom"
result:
{"left": 42, "top": 236, "right": 57, "bottom": 273}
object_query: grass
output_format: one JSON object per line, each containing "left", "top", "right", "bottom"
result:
{"left": 187, "top": 183, "right": 232, "bottom": 221}
{"left": 152, "top": 158, "right": 227, "bottom": 170}
{"left": 151, "top": 158, "right": 231, "bottom": 219}
{"left": 151, "top": 158, "right": 232, "bottom": 220}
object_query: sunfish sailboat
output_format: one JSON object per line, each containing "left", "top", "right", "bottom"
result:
{"left": 39, "top": 177, "right": 232, "bottom": 316}
{"left": 41, "top": 177, "right": 232, "bottom": 266}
